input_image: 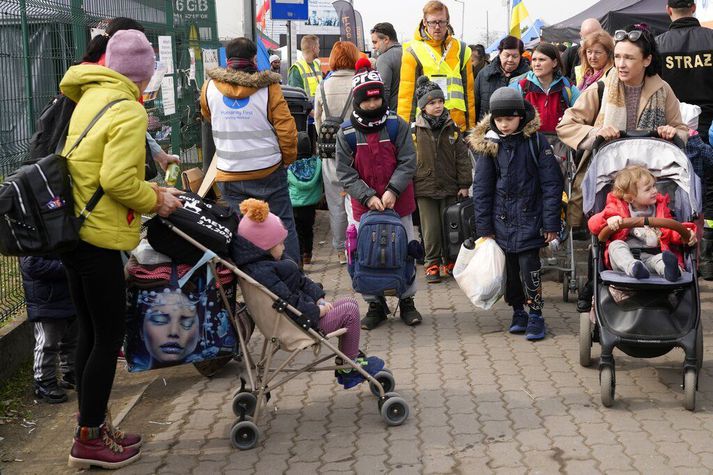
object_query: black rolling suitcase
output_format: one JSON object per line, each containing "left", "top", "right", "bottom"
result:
{"left": 442, "top": 198, "right": 476, "bottom": 263}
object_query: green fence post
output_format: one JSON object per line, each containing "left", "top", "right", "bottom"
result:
{"left": 165, "top": 0, "right": 181, "bottom": 156}
{"left": 71, "top": 0, "right": 87, "bottom": 62}
{"left": 18, "top": 0, "right": 35, "bottom": 135}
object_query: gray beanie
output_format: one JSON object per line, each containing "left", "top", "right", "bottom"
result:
{"left": 415, "top": 75, "right": 446, "bottom": 110}
{"left": 489, "top": 87, "right": 525, "bottom": 119}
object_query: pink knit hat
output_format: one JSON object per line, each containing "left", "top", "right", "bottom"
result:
{"left": 105, "top": 29, "right": 155, "bottom": 84}
{"left": 237, "top": 199, "right": 288, "bottom": 251}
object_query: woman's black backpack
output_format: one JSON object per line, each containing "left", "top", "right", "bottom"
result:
{"left": 317, "top": 82, "right": 353, "bottom": 159}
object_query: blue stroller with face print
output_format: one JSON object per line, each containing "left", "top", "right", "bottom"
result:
{"left": 578, "top": 131, "right": 703, "bottom": 410}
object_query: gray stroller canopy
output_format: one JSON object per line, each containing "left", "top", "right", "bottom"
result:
{"left": 582, "top": 138, "right": 702, "bottom": 220}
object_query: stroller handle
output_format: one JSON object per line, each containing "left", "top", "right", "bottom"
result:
{"left": 597, "top": 217, "right": 692, "bottom": 243}
{"left": 592, "top": 130, "right": 686, "bottom": 154}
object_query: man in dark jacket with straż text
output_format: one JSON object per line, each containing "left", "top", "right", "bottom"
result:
{"left": 656, "top": 0, "right": 713, "bottom": 279}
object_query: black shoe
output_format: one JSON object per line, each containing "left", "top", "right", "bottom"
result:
{"left": 700, "top": 237, "right": 713, "bottom": 280}
{"left": 399, "top": 297, "right": 422, "bottom": 326}
{"left": 59, "top": 372, "right": 76, "bottom": 390}
{"left": 662, "top": 251, "right": 681, "bottom": 282}
{"left": 34, "top": 381, "right": 68, "bottom": 404}
{"left": 576, "top": 281, "right": 593, "bottom": 312}
{"left": 361, "top": 299, "right": 388, "bottom": 330}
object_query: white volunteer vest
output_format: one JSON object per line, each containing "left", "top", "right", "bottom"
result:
{"left": 206, "top": 82, "right": 282, "bottom": 173}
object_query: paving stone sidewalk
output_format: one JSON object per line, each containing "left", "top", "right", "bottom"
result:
{"left": 6, "top": 210, "right": 713, "bottom": 474}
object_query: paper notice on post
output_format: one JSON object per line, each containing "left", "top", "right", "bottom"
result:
{"left": 161, "top": 76, "right": 175, "bottom": 116}
{"left": 142, "top": 62, "right": 169, "bottom": 102}
{"left": 203, "top": 48, "right": 219, "bottom": 72}
{"left": 158, "top": 36, "right": 174, "bottom": 74}
{"left": 188, "top": 49, "right": 196, "bottom": 82}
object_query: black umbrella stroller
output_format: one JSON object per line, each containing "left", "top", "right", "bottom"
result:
{"left": 577, "top": 132, "right": 703, "bottom": 410}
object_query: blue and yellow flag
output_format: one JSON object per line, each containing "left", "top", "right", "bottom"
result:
{"left": 510, "top": 0, "right": 530, "bottom": 38}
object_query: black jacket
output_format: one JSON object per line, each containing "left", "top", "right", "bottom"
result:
{"left": 230, "top": 234, "right": 325, "bottom": 329}
{"left": 469, "top": 103, "right": 563, "bottom": 253}
{"left": 656, "top": 17, "right": 713, "bottom": 143}
{"left": 475, "top": 56, "right": 530, "bottom": 121}
{"left": 20, "top": 256, "right": 75, "bottom": 322}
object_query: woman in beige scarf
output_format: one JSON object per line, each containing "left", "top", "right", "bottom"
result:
{"left": 557, "top": 24, "right": 687, "bottom": 230}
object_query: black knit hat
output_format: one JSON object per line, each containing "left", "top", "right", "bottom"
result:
{"left": 668, "top": 0, "right": 694, "bottom": 7}
{"left": 415, "top": 75, "right": 446, "bottom": 110}
{"left": 351, "top": 57, "right": 385, "bottom": 107}
{"left": 489, "top": 87, "right": 525, "bottom": 119}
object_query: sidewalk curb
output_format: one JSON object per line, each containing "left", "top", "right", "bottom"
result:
{"left": 0, "top": 315, "right": 32, "bottom": 382}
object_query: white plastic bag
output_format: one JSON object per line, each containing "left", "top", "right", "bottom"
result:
{"left": 454, "top": 238, "right": 506, "bottom": 310}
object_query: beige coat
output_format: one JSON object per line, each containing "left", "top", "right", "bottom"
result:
{"left": 556, "top": 72, "right": 687, "bottom": 227}
{"left": 314, "top": 69, "right": 355, "bottom": 131}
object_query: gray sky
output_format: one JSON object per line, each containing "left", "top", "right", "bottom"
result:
{"left": 354, "top": 0, "right": 598, "bottom": 45}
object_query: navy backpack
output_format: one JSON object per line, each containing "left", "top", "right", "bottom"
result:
{"left": 348, "top": 209, "right": 416, "bottom": 297}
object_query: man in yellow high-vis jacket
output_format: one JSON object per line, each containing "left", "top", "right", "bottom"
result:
{"left": 398, "top": 0, "right": 476, "bottom": 132}
{"left": 288, "top": 34, "right": 322, "bottom": 99}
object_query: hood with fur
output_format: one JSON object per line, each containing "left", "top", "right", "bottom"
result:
{"left": 206, "top": 68, "right": 282, "bottom": 99}
{"left": 467, "top": 101, "right": 540, "bottom": 158}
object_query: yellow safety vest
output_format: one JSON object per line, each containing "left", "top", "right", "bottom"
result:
{"left": 292, "top": 58, "right": 322, "bottom": 99}
{"left": 407, "top": 40, "right": 467, "bottom": 112}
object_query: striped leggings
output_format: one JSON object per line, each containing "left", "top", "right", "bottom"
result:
{"left": 317, "top": 298, "right": 361, "bottom": 360}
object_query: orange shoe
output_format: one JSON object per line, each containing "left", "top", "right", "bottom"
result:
{"left": 425, "top": 264, "right": 441, "bottom": 283}
{"left": 440, "top": 263, "right": 455, "bottom": 278}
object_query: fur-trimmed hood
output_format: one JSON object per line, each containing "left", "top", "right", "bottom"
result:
{"left": 467, "top": 101, "right": 541, "bottom": 158}
{"left": 206, "top": 68, "right": 282, "bottom": 99}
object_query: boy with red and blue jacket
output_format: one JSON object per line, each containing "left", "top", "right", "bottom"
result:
{"left": 335, "top": 58, "right": 422, "bottom": 330}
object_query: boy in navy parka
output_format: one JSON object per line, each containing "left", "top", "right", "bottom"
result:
{"left": 470, "top": 87, "right": 563, "bottom": 340}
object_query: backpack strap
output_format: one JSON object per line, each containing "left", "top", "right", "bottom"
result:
{"left": 337, "top": 90, "right": 353, "bottom": 122}
{"left": 596, "top": 80, "right": 605, "bottom": 114}
{"left": 319, "top": 81, "right": 331, "bottom": 118}
{"left": 67, "top": 98, "right": 128, "bottom": 222}
{"left": 341, "top": 116, "right": 400, "bottom": 154}
{"left": 342, "top": 123, "right": 358, "bottom": 153}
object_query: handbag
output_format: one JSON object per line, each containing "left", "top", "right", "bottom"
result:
{"left": 146, "top": 192, "right": 239, "bottom": 264}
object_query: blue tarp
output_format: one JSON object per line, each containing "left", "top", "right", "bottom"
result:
{"left": 485, "top": 18, "right": 544, "bottom": 53}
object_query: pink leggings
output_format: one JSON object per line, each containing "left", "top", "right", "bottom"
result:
{"left": 317, "top": 298, "right": 361, "bottom": 359}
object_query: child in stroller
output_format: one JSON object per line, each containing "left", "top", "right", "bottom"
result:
{"left": 230, "top": 198, "right": 384, "bottom": 389}
{"left": 588, "top": 165, "right": 698, "bottom": 281}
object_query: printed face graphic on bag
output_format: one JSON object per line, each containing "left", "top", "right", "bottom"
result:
{"left": 142, "top": 289, "right": 201, "bottom": 364}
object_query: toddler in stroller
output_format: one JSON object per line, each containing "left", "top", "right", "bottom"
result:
{"left": 588, "top": 165, "right": 697, "bottom": 281}
{"left": 231, "top": 198, "right": 384, "bottom": 389}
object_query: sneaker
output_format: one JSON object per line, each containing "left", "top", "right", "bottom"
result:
{"left": 337, "top": 356, "right": 385, "bottom": 389}
{"left": 34, "top": 381, "right": 67, "bottom": 404}
{"left": 630, "top": 261, "right": 650, "bottom": 279}
{"left": 662, "top": 251, "right": 681, "bottom": 282}
{"left": 104, "top": 410, "right": 142, "bottom": 449}
{"left": 68, "top": 429, "right": 141, "bottom": 470}
{"left": 338, "top": 251, "right": 348, "bottom": 265}
{"left": 576, "top": 281, "right": 593, "bottom": 312}
{"left": 425, "top": 264, "right": 441, "bottom": 283}
{"left": 59, "top": 372, "right": 76, "bottom": 390}
{"left": 361, "top": 299, "right": 388, "bottom": 330}
{"left": 508, "top": 309, "right": 528, "bottom": 334}
{"left": 525, "top": 314, "right": 546, "bottom": 341}
{"left": 440, "top": 263, "right": 455, "bottom": 278}
{"left": 399, "top": 297, "right": 422, "bottom": 326}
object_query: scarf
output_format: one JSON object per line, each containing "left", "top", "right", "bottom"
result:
{"left": 422, "top": 109, "right": 450, "bottom": 130}
{"left": 227, "top": 57, "right": 258, "bottom": 73}
{"left": 350, "top": 102, "right": 389, "bottom": 133}
{"left": 594, "top": 69, "right": 667, "bottom": 131}
{"left": 579, "top": 67, "right": 606, "bottom": 91}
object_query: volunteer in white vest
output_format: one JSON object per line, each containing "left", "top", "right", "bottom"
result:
{"left": 200, "top": 37, "right": 300, "bottom": 262}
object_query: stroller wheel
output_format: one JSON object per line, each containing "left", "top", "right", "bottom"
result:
{"left": 380, "top": 396, "right": 409, "bottom": 426}
{"left": 684, "top": 368, "right": 697, "bottom": 411}
{"left": 579, "top": 312, "right": 592, "bottom": 367}
{"left": 232, "top": 392, "right": 257, "bottom": 418}
{"left": 600, "top": 366, "right": 615, "bottom": 407}
{"left": 230, "top": 420, "right": 260, "bottom": 450}
{"left": 369, "top": 370, "right": 396, "bottom": 397}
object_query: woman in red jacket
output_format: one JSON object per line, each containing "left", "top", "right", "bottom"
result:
{"left": 588, "top": 165, "right": 697, "bottom": 281}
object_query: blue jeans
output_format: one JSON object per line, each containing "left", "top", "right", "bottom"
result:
{"left": 219, "top": 167, "right": 300, "bottom": 263}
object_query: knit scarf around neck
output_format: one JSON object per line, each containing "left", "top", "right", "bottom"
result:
{"left": 227, "top": 57, "right": 258, "bottom": 73}
{"left": 422, "top": 109, "right": 450, "bottom": 130}
{"left": 594, "top": 69, "right": 666, "bottom": 131}
{"left": 350, "top": 104, "right": 389, "bottom": 133}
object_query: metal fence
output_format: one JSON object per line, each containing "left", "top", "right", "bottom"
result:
{"left": 0, "top": 0, "right": 219, "bottom": 324}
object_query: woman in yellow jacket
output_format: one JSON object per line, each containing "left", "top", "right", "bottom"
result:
{"left": 59, "top": 30, "right": 181, "bottom": 470}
